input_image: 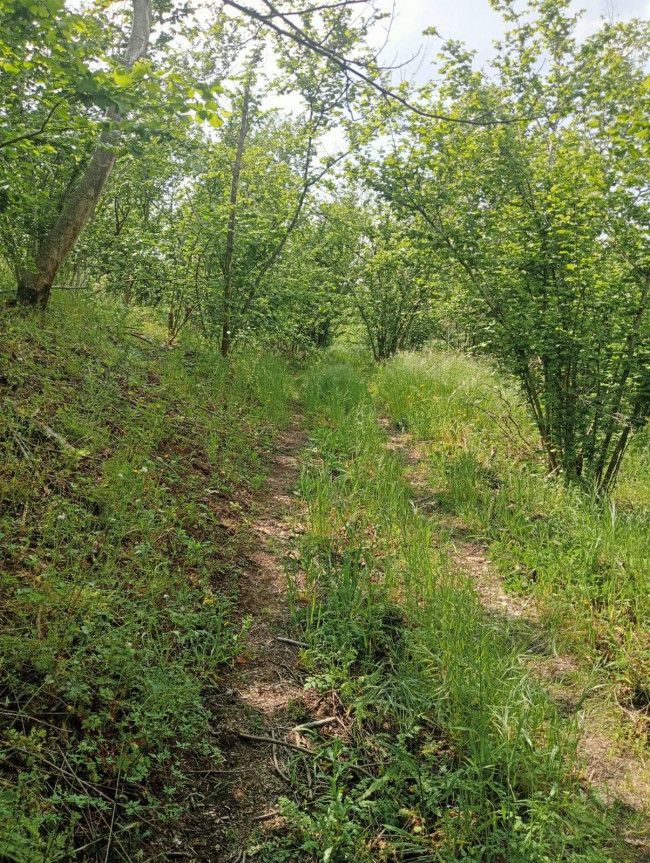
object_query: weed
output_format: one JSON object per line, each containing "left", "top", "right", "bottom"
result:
{"left": 263, "top": 351, "right": 636, "bottom": 863}
{"left": 376, "top": 351, "right": 650, "bottom": 711}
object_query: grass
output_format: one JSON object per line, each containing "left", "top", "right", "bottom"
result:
{"left": 374, "top": 351, "right": 650, "bottom": 714}
{"left": 0, "top": 294, "right": 293, "bottom": 861}
{"left": 260, "top": 350, "right": 639, "bottom": 863}
{"left": 2, "top": 309, "right": 648, "bottom": 862}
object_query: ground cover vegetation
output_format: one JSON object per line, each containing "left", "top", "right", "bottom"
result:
{"left": 0, "top": 295, "right": 293, "bottom": 859}
{"left": 375, "top": 352, "right": 650, "bottom": 713}
{"left": 257, "top": 352, "right": 647, "bottom": 862}
{"left": 1, "top": 0, "right": 649, "bottom": 859}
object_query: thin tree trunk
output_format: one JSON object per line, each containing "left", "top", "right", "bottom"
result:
{"left": 594, "top": 274, "right": 650, "bottom": 487}
{"left": 15, "top": 0, "right": 152, "bottom": 308}
{"left": 220, "top": 82, "right": 251, "bottom": 357}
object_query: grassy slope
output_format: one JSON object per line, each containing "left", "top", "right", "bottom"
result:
{"left": 375, "top": 351, "right": 650, "bottom": 712}
{"left": 259, "top": 350, "right": 647, "bottom": 863}
{"left": 0, "top": 296, "right": 293, "bottom": 861}
{"left": 2, "top": 306, "right": 648, "bottom": 862}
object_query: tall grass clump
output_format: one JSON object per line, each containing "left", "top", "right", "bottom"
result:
{"left": 375, "top": 351, "right": 650, "bottom": 715}
{"left": 266, "top": 351, "right": 623, "bottom": 863}
{"left": 0, "top": 294, "right": 293, "bottom": 861}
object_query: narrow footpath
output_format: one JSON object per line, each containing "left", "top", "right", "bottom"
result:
{"left": 212, "top": 416, "right": 317, "bottom": 861}
{"left": 382, "top": 419, "right": 650, "bottom": 857}
{"left": 164, "top": 416, "right": 320, "bottom": 861}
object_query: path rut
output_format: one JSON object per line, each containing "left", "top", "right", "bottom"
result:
{"left": 164, "top": 416, "right": 318, "bottom": 861}
{"left": 382, "top": 419, "right": 650, "bottom": 857}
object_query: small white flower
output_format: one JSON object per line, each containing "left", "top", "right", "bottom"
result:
{"left": 57, "top": 514, "right": 66, "bottom": 521}
{"left": 135, "top": 499, "right": 140, "bottom": 504}
{"left": 140, "top": 466, "right": 148, "bottom": 473}
{"left": 118, "top": 473, "right": 124, "bottom": 478}
{"left": 126, "top": 641, "right": 132, "bottom": 647}
{"left": 163, "top": 593, "right": 170, "bottom": 599}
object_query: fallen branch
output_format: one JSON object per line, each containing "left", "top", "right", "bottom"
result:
{"left": 238, "top": 731, "right": 375, "bottom": 779}
{"left": 292, "top": 717, "right": 337, "bottom": 732}
{"left": 10, "top": 429, "right": 32, "bottom": 461}
{"left": 124, "top": 330, "right": 160, "bottom": 348}
{"left": 35, "top": 420, "right": 74, "bottom": 451}
{"left": 51, "top": 823, "right": 139, "bottom": 862}
{"left": 13, "top": 747, "right": 113, "bottom": 804}
{"left": 253, "top": 810, "right": 281, "bottom": 822}
{"left": 277, "top": 636, "right": 308, "bottom": 648}
{"left": 238, "top": 731, "right": 312, "bottom": 755}
{"left": 271, "top": 728, "right": 290, "bottom": 784}
{"left": 103, "top": 770, "right": 121, "bottom": 863}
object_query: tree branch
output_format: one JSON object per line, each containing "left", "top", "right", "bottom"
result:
{"left": 223, "top": 0, "right": 531, "bottom": 126}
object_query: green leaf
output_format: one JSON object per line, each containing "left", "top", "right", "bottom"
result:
{"left": 113, "top": 68, "right": 133, "bottom": 87}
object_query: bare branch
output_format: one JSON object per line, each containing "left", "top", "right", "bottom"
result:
{"left": 223, "top": 0, "right": 531, "bottom": 126}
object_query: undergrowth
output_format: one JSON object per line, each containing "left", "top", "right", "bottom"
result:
{"left": 2, "top": 311, "right": 647, "bottom": 862}
{"left": 375, "top": 352, "right": 650, "bottom": 717}
{"left": 261, "top": 352, "right": 633, "bottom": 863}
{"left": 0, "top": 295, "right": 293, "bottom": 861}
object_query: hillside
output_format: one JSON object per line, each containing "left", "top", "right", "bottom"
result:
{"left": 1, "top": 297, "right": 649, "bottom": 862}
{"left": 0, "top": 296, "right": 295, "bottom": 860}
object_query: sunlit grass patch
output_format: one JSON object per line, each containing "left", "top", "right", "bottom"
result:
{"left": 376, "top": 350, "right": 650, "bottom": 721}
{"left": 265, "top": 351, "right": 628, "bottom": 863}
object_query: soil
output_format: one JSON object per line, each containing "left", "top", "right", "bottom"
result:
{"left": 158, "top": 415, "right": 319, "bottom": 862}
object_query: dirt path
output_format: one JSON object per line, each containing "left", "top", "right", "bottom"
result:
{"left": 381, "top": 420, "right": 650, "bottom": 856}
{"left": 213, "top": 416, "right": 325, "bottom": 860}
{"left": 167, "top": 416, "right": 321, "bottom": 861}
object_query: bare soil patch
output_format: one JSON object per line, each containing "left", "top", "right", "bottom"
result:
{"left": 161, "top": 416, "right": 321, "bottom": 861}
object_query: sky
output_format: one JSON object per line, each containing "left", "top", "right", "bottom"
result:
{"left": 235, "top": 0, "right": 649, "bottom": 149}
{"left": 373, "top": 0, "right": 650, "bottom": 83}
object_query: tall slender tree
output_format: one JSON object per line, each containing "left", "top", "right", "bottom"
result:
{"left": 15, "top": 0, "right": 152, "bottom": 307}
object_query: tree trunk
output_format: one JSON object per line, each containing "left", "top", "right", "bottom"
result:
{"left": 16, "top": 0, "right": 152, "bottom": 308}
{"left": 220, "top": 81, "right": 252, "bottom": 357}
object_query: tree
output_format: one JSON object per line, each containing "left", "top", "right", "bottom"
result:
{"left": 248, "top": 198, "right": 360, "bottom": 354}
{"left": 369, "top": 0, "right": 650, "bottom": 492}
{"left": 344, "top": 206, "right": 438, "bottom": 362}
{"left": 1, "top": 0, "right": 224, "bottom": 309}
{"left": 165, "top": 9, "right": 362, "bottom": 356}
{"left": 221, "top": 0, "right": 521, "bottom": 127}
{"left": 62, "top": 130, "right": 192, "bottom": 307}
{"left": 9, "top": 0, "right": 152, "bottom": 308}
{"left": 2, "top": 0, "right": 529, "bottom": 314}
{"left": 176, "top": 91, "right": 320, "bottom": 354}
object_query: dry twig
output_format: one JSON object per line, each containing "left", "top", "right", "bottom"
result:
{"left": 292, "top": 716, "right": 337, "bottom": 732}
